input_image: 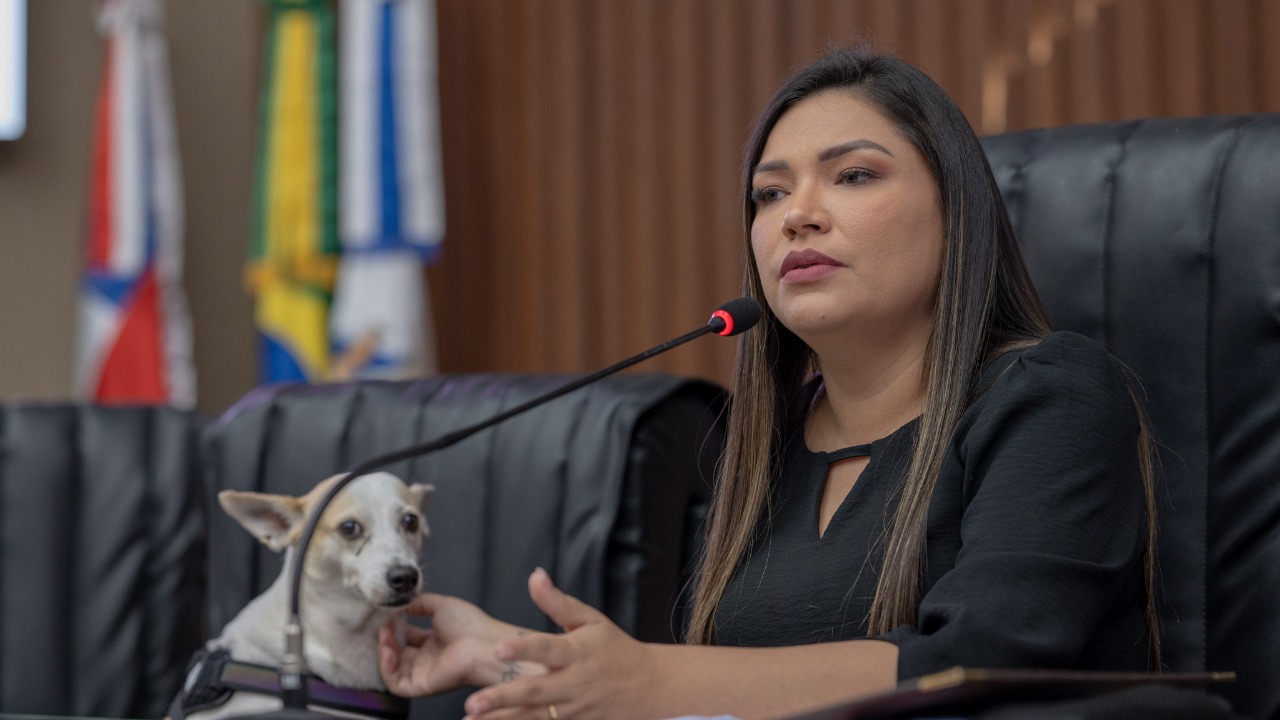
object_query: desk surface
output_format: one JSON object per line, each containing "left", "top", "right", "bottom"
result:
{"left": 0, "top": 716, "right": 136, "bottom": 720}
{"left": 0, "top": 670, "right": 1235, "bottom": 720}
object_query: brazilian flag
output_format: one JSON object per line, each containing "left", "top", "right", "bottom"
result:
{"left": 247, "top": 0, "right": 338, "bottom": 383}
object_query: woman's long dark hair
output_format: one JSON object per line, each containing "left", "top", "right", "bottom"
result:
{"left": 686, "top": 46, "right": 1161, "bottom": 670}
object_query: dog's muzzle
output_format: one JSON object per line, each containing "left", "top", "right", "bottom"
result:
{"left": 381, "top": 564, "right": 420, "bottom": 606}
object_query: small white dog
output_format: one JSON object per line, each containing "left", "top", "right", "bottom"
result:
{"left": 170, "top": 471, "right": 433, "bottom": 720}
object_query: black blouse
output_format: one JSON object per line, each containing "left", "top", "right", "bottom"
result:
{"left": 712, "top": 332, "right": 1150, "bottom": 679}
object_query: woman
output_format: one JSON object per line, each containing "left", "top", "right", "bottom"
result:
{"left": 378, "top": 46, "right": 1160, "bottom": 720}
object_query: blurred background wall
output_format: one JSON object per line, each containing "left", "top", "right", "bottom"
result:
{"left": 1, "top": 0, "right": 1277, "bottom": 416}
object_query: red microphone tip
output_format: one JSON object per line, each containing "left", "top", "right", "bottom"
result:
{"left": 707, "top": 298, "right": 762, "bottom": 337}
{"left": 711, "top": 309, "right": 735, "bottom": 336}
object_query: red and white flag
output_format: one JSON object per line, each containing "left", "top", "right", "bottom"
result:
{"left": 74, "top": 0, "right": 194, "bottom": 407}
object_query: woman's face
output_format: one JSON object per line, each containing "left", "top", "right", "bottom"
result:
{"left": 749, "top": 89, "right": 944, "bottom": 347}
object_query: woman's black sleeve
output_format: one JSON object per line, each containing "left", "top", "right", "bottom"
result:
{"left": 881, "top": 333, "right": 1148, "bottom": 678}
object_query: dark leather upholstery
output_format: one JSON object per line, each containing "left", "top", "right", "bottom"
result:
{"left": 0, "top": 404, "right": 206, "bottom": 718}
{"left": 200, "top": 373, "right": 725, "bottom": 719}
{"left": 983, "top": 114, "right": 1280, "bottom": 720}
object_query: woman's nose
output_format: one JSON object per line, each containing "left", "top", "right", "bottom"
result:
{"left": 781, "top": 192, "right": 830, "bottom": 239}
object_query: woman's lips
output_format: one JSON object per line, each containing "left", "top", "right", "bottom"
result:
{"left": 780, "top": 250, "right": 843, "bottom": 283}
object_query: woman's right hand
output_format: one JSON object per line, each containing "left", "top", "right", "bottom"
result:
{"left": 379, "top": 592, "right": 545, "bottom": 697}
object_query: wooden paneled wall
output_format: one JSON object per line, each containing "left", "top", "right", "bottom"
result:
{"left": 430, "top": 0, "right": 1280, "bottom": 387}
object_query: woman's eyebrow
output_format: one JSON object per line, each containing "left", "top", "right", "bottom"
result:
{"left": 753, "top": 139, "right": 895, "bottom": 176}
{"left": 818, "top": 139, "right": 894, "bottom": 162}
{"left": 753, "top": 159, "right": 788, "bottom": 175}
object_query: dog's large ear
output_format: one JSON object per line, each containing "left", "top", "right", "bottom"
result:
{"left": 408, "top": 483, "right": 435, "bottom": 515}
{"left": 219, "top": 490, "right": 306, "bottom": 553}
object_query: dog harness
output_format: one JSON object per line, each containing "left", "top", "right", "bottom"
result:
{"left": 169, "top": 647, "right": 410, "bottom": 720}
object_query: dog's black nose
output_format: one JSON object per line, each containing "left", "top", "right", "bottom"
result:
{"left": 386, "top": 565, "right": 420, "bottom": 594}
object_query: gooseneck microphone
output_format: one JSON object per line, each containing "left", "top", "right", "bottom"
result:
{"left": 251, "top": 298, "right": 761, "bottom": 718}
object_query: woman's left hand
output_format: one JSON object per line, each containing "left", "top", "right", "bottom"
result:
{"left": 461, "top": 567, "right": 658, "bottom": 720}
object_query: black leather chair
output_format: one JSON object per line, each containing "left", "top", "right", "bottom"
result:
{"left": 200, "top": 372, "right": 726, "bottom": 719}
{"left": 983, "top": 113, "right": 1280, "bottom": 720}
{"left": 0, "top": 404, "right": 207, "bottom": 718}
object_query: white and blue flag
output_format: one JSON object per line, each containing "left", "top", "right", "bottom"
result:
{"left": 330, "top": 0, "right": 445, "bottom": 379}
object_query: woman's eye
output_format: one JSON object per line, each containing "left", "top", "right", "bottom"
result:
{"left": 338, "top": 520, "right": 363, "bottom": 540}
{"left": 401, "top": 514, "right": 420, "bottom": 533}
{"left": 750, "top": 187, "right": 786, "bottom": 205}
{"left": 838, "top": 168, "right": 875, "bottom": 185}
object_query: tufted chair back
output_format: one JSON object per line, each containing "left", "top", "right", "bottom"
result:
{"left": 983, "top": 114, "right": 1280, "bottom": 720}
{"left": 0, "top": 404, "right": 206, "bottom": 718}
{"left": 201, "top": 373, "right": 725, "bottom": 720}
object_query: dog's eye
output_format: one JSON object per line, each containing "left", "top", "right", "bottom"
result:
{"left": 401, "top": 514, "right": 420, "bottom": 533}
{"left": 338, "top": 520, "right": 363, "bottom": 540}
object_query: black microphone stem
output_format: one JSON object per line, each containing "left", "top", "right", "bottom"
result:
{"left": 277, "top": 320, "right": 724, "bottom": 707}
